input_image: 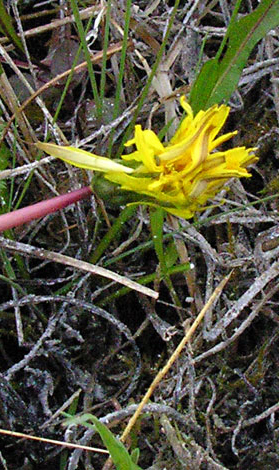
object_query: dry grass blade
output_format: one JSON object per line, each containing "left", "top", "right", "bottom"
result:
{"left": 0, "top": 156, "right": 54, "bottom": 180}
{"left": 203, "top": 260, "right": 279, "bottom": 341}
{"left": 0, "top": 428, "right": 109, "bottom": 454}
{"left": 0, "top": 6, "right": 99, "bottom": 45}
{"left": 1, "top": 41, "right": 132, "bottom": 144}
{"left": 0, "top": 237, "right": 158, "bottom": 299}
{"left": 0, "top": 69, "right": 37, "bottom": 155}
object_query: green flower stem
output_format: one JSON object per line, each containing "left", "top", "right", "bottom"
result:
{"left": 98, "top": 262, "right": 190, "bottom": 307}
{"left": 89, "top": 204, "right": 137, "bottom": 264}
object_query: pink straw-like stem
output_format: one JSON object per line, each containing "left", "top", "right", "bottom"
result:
{"left": 0, "top": 186, "right": 93, "bottom": 232}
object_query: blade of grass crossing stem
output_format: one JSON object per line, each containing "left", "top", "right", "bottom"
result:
{"left": 70, "top": 0, "right": 102, "bottom": 119}
{"left": 8, "top": 138, "right": 17, "bottom": 211}
{"left": 89, "top": 205, "right": 137, "bottom": 264}
{"left": 103, "top": 233, "right": 174, "bottom": 267}
{"left": 107, "top": 0, "right": 133, "bottom": 156}
{"left": 91, "top": 415, "right": 142, "bottom": 470}
{"left": 11, "top": 122, "right": 36, "bottom": 213}
{"left": 0, "top": 142, "right": 11, "bottom": 211}
{"left": 100, "top": 0, "right": 112, "bottom": 104}
{"left": 150, "top": 208, "right": 181, "bottom": 306}
{"left": 116, "top": 0, "right": 181, "bottom": 158}
{"left": 0, "top": 133, "right": 17, "bottom": 211}
{"left": 189, "top": 0, "right": 279, "bottom": 113}
{"left": 14, "top": 170, "right": 34, "bottom": 211}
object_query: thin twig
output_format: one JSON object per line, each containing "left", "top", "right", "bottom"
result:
{"left": 0, "top": 428, "right": 108, "bottom": 454}
{"left": 120, "top": 272, "right": 232, "bottom": 442}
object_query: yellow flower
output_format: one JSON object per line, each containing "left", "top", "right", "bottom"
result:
{"left": 37, "top": 97, "right": 257, "bottom": 218}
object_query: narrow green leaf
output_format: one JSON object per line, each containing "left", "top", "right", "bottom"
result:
{"left": 190, "top": 0, "right": 279, "bottom": 113}
{"left": 92, "top": 416, "right": 142, "bottom": 470}
{"left": 100, "top": 0, "right": 112, "bottom": 105}
{"left": 150, "top": 208, "right": 166, "bottom": 274}
{"left": 149, "top": 208, "right": 181, "bottom": 306}
{"left": 59, "top": 395, "right": 80, "bottom": 470}
{"left": 65, "top": 415, "right": 143, "bottom": 470}
{"left": 0, "top": 144, "right": 10, "bottom": 215}
{"left": 214, "top": 0, "right": 243, "bottom": 62}
{"left": 98, "top": 261, "right": 190, "bottom": 306}
{"left": 89, "top": 205, "right": 137, "bottom": 264}
{"left": 0, "top": 0, "right": 25, "bottom": 54}
{"left": 131, "top": 448, "right": 140, "bottom": 465}
{"left": 108, "top": 0, "right": 133, "bottom": 156}
{"left": 164, "top": 240, "right": 179, "bottom": 269}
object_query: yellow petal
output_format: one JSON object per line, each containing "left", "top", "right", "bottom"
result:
{"left": 159, "top": 106, "right": 218, "bottom": 162}
{"left": 122, "top": 126, "right": 163, "bottom": 172}
{"left": 209, "top": 131, "right": 237, "bottom": 151}
{"left": 37, "top": 142, "right": 134, "bottom": 174}
{"left": 105, "top": 172, "right": 153, "bottom": 193}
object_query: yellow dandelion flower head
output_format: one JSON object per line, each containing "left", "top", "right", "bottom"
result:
{"left": 37, "top": 97, "right": 257, "bottom": 218}
{"left": 106, "top": 96, "right": 257, "bottom": 217}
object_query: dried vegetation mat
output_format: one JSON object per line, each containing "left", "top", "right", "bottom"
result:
{"left": 0, "top": 1, "right": 279, "bottom": 469}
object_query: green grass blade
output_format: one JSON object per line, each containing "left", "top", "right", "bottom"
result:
{"left": 89, "top": 205, "right": 137, "bottom": 264}
{"left": 70, "top": 0, "right": 102, "bottom": 119}
{"left": 90, "top": 416, "right": 143, "bottom": 470}
{"left": 63, "top": 414, "right": 142, "bottom": 470}
{"left": 0, "top": 141, "right": 28, "bottom": 278}
{"left": 190, "top": 0, "right": 279, "bottom": 113}
{"left": 103, "top": 234, "right": 173, "bottom": 268}
{"left": 150, "top": 208, "right": 181, "bottom": 305}
{"left": 99, "top": 262, "right": 190, "bottom": 307}
{"left": 0, "top": 0, "right": 24, "bottom": 54}
{"left": 150, "top": 207, "right": 166, "bottom": 275}
{"left": 107, "top": 0, "right": 133, "bottom": 155}
{"left": 100, "top": 0, "right": 112, "bottom": 105}
{"left": 52, "top": 15, "right": 95, "bottom": 124}
{"left": 59, "top": 394, "right": 80, "bottom": 470}
{"left": 114, "top": 0, "right": 133, "bottom": 118}
{"left": 214, "top": 0, "right": 243, "bottom": 62}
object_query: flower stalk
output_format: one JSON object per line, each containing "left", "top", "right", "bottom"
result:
{"left": 0, "top": 186, "right": 92, "bottom": 232}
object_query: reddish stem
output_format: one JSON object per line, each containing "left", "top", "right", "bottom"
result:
{"left": 0, "top": 186, "right": 93, "bottom": 232}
